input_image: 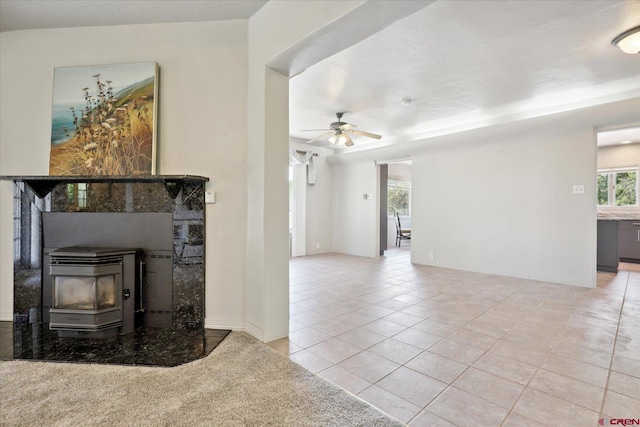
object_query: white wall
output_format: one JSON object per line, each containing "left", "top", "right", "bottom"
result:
{"left": 331, "top": 98, "right": 639, "bottom": 288}
{"left": 331, "top": 159, "right": 379, "bottom": 257}
{"left": 290, "top": 162, "right": 307, "bottom": 257}
{"left": 0, "top": 21, "right": 249, "bottom": 324}
{"left": 411, "top": 116, "right": 597, "bottom": 287}
{"left": 290, "top": 141, "right": 334, "bottom": 255}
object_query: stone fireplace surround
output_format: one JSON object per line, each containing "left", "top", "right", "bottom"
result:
{"left": 0, "top": 175, "right": 230, "bottom": 366}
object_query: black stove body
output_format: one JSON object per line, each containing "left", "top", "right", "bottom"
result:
{"left": 46, "top": 246, "right": 143, "bottom": 338}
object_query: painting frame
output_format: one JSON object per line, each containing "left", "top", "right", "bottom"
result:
{"left": 49, "top": 62, "right": 158, "bottom": 176}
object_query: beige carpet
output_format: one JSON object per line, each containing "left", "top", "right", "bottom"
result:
{"left": 0, "top": 332, "right": 404, "bottom": 426}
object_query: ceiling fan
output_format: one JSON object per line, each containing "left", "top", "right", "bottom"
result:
{"left": 303, "top": 112, "right": 382, "bottom": 147}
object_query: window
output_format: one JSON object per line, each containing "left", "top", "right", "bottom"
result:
{"left": 77, "top": 183, "right": 87, "bottom": 208}
{"left": 598, "top": 169, "right": 638, "bottom": 206}
{"left": 388, "top": 179, "right": 411, "bottom": 216}
{"left": 66, "top": 183, "right": 88, "bottom": 208}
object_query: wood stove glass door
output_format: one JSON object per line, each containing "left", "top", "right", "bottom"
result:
{"left": 53, "top": 274, "right": 116, "bottom": 310}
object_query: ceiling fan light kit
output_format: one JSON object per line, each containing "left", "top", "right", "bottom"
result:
{"left": 303, "top": 112, "right": 381, "bottom": 147}
{"left": 612, "top": 25, "right": 640, "bottom": 54}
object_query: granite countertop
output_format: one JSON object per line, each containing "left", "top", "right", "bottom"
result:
{"left": 597, "top": 207, "right": 640, "bottom": 220}
{"left": 597, "top": 215, "right": 640, "bottom": 221}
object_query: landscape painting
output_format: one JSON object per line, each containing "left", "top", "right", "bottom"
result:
{"left": 49, "top": 62, "right": 158, "bottom": 176}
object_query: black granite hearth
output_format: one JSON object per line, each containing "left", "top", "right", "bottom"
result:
{"left": 0, "top": 321, "right": 230, "bottom": 367}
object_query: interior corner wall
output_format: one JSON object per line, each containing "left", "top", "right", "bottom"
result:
{"left": 0, "top": 21, "right": 249, "bottom": 324}
{"left": 410, "top": 115, "right": 598, "bottom": 287}
{"left": 290, "top": 141, "right": 334, "bottom": 255}
{"left": 331, "top": 159, "right": 379, "bottom": 258}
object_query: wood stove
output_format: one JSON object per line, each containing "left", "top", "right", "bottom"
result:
{"left": 48, "top": 247, "right": 143, "bottom": 338}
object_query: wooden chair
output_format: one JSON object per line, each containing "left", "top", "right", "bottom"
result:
{"left": 395, "top": 212, "right": 411, "bottom": 246}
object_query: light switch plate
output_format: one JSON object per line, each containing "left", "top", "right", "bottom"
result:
{"left": 573, "top": 185, "right": 585, "bottom": 195}
{"left": 205, "top": 191, "right": 216, "bottom": 203}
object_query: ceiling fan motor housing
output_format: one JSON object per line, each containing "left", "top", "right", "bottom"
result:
{"left": 331, "top": 121, "right": 348, "bottom": 129}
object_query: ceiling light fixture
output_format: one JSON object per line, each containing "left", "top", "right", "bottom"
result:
{"left": 329, "top": 132, "right": 348, "bottom": 145}
{"left": 612, "top": 25, "right": 640, "bottom": 54}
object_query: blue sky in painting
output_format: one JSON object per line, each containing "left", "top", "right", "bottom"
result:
{"left": 52, "top": 62, "right": 156, "bottom": 104}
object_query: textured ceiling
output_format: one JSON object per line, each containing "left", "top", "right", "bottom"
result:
{"left": 290, "top": 0, "right": 640, "bottom": 151}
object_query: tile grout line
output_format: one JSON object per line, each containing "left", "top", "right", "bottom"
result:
{"left": 360, "top": 277, "right": 560, "bottom": 425}
{"left": 598, "top": 268, "right": 630, "bottom": 421}
{"left": 496, "top": 284, "right": 596, "bottom": 427}
{"left": 290, "top": 255, "right": 632, "bottom": 426}
{"left": 309, "top": 277, "right": 515, "bottom": 426}
{"left": 402, "top": 285, "right": 528, "bottom": 426}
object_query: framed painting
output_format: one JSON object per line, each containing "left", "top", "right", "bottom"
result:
{"left": 49, "top": 62, "right": 158, "bottom": 176}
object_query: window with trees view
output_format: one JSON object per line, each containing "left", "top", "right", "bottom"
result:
{"left": 598, "top": 169, "right": 638, "bottom": 206}
{"left": 388, "top": 179, "right": 411, "bottom": 216}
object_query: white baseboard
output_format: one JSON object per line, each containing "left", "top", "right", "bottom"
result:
{"left": 204, "top": 319, "right": 244, "bottom": 330}
{"left": 244, "top": 321, "right": 263, "bottom": 341}
{"left": 0, "top": 310, "right": 13, "bottom": 322}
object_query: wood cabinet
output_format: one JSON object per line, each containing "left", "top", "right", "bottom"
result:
{"left": 597, "top": 220, "right": 619, "bottom": 272}
{"left": 619, "top": 221, "right": 640, "bottom": 262}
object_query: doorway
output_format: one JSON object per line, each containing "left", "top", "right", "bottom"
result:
{"left": 380, "top": 160, "right": 412, "bottom": 256}
{"left": 595, "top": 125, "right": 640, "bottom": 273}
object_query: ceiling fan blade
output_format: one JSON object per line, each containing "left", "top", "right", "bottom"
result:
{"left": 348, "top": 129, "right": 382, "bottom": 140}
{"left": 306, "top": 131, "right": 334, "bottom": 144}
{"left": 343, "top": 133, "right": 354, "bottom": 147}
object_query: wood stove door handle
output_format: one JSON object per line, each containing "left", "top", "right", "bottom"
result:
{"left": 139, "top": 259, "right": 146, "bottom": 313}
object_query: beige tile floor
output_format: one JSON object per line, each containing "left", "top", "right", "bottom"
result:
{"left": 268, "top": 246, "right": 640, "bottom": 426}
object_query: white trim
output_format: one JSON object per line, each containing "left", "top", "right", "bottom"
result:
{"left": 243, "top": 321, "right": 263, "bottom": 341}
{"left": 597, "top": 166, "right": 639, "bottom": 173}
{"left": 0, "top": 310, "right": 14, "bottom": 321}
{"left": 204, "top": 319, "right": 245, "bottom": 330}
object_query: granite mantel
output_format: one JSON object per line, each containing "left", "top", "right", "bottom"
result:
{"left": 0, "top": 175, "right": 209, "bottom": 199}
